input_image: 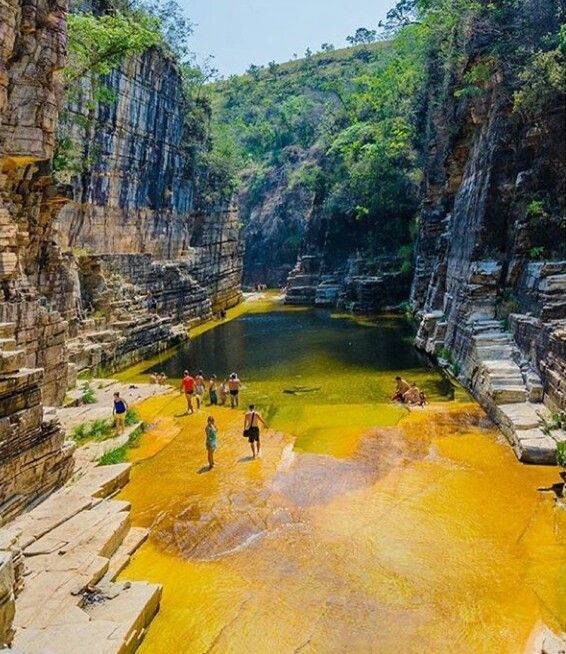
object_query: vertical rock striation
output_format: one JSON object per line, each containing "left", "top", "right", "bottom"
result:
{"left": 52, "top": 47, "right": 243, "bottom": 375}
{"left": 0, "top": 11, "right": 74, "bottom": 644}
{"left": 411, "top": 2, "right": 566, "bottom": 462}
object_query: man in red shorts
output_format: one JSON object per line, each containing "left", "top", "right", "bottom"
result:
{"left": 181, "top": 370, "right": 196, "bottom": 414}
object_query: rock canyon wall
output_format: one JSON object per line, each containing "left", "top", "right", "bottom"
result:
{"left": 53, "top": 46, "right": 243, "bottom": 377}
{"left": 411, "top": 1, "right": 566, "bottom": 462}
{"left": 0, "top": 0, "right": 243, "bottom": 530}
{"left": 0, "top": 0, "right": 75, "bottom": 548}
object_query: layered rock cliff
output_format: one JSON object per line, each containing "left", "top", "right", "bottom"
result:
{"left": 411, "top": 1, "right": 566, "bottom": 462}
{"left": 0, "top": 0, "right": 74, "bottom": 560}
{"left": 0, "top": 0, "right": 243, "bottom": 536}
{"left": 51, "top": 46, "right": 243, "bottom": 376}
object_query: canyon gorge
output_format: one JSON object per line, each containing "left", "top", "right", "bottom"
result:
{"left": 0, "top": 0, "right": 565, "bottom": 651}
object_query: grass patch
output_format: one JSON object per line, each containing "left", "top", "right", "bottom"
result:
{"left": 98, "top": 424, "right": 144, "bottom": 465}
{"left": 71, "top": 409, "right": 140, "bottom": 444}
{"left": 81, "top": 383, "right": 97, "bottom": 404}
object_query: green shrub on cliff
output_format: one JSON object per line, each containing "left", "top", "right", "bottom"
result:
{"left": 65, "top": 11, "right": 162, "bottom": 92}
{"left": 514, "top": 24, "right": 566, "bottom": 116}
{"left": 557, "top": 442, "right": 566, "bottom": 469}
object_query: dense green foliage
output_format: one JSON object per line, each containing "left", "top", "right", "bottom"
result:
{"left": 204, "top": 0, "right": 564, "bottom": 269}
{"left": 55, "top": 0, "right": 197, "bottom": 183}
{"left": 205, "top": 37, "right": 424, "bottom": 261}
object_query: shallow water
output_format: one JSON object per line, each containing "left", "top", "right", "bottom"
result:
{"left": 117, "top": 301, "right": 565, "bottom": 653}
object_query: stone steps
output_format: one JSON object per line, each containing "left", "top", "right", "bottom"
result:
{"left": 0, "top": 463, "right": 162, "bottom": 653}
{"left": 0, "top": 349, "right": 26, "bottom": 374}
{"left": 493, "top": 403, "right": 561, "bottom": 464}
{"left": 0, "top": 338, "right": 16, "bottom": 352}
{"left": 0, "top": 323, "right": 16, "bottom": 339}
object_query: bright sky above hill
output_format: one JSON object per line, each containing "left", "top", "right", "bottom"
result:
{"left": 183, "top": 0, "right": 397, "bottom": 77}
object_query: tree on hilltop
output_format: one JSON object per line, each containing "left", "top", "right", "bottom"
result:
{"left": 346, "top": 27, "right": 377, "bottom": 46}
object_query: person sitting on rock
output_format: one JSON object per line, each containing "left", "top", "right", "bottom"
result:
{"left": 391, "top": 376, "right": 410, "bottom": 402}
{"left": 403, "top": 382, "right": 423, "bottom": 406}
{"left": 150, "top": 373, "right": 158, "bottom": 384}
{"left": 158, "top": 372, "right": 167, "bottom": 385}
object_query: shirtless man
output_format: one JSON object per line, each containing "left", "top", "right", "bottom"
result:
{"left": 228, "top": 372, "right": 241, "bottom": 408}
{"left": 402, "top": 382, "right": 421, "bottom": 406}
{"left": 391, "top": 376, "right": 410, "bottom": 402}
{"left": 244, "top": 404, "right": 268, "bottom": 459}
{"left": 180, "top": 370, "right": 196, "bottom": 414}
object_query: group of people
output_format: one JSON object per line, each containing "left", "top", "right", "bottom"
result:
{"left": 150, "top": 372, "right": 168, "bottom": 385}
{"left": 178, "top": 370, "right": 266, "bottom": 469}
{"left": 391, "top": 376, "right": 427, "bottom": 407}
{"left": 180, "top": 371, "right": 242, "bottom": 414}
{"left": 144, "top": 367, "right": 430, "bottom": 472}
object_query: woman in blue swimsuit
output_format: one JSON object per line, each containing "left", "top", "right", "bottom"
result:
{"left": 205, "top": 415, "right": 218, "bottom": 469}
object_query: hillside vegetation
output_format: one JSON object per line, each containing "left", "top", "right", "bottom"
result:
{"left": 204, "top": 36, "right": 425, "bottom": 282}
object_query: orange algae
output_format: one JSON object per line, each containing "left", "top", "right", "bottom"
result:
{"left": 117, "top": 308, "right": 565, "bottom": 653}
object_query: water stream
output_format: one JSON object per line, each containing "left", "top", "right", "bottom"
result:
{"left": 117, "top": 300, "right": 565, "bottom": 653}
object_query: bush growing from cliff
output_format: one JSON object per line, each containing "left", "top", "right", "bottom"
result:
{"left": 65, "top": 11, "right": 162, "bottom": 91}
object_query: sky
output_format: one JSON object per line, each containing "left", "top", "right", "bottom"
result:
{"left": 182, "top": 0, "right": 397, "bottom": 77}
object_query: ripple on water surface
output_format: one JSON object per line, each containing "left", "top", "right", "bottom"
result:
{"left": 116, "top": 302, "right": 565, "bottom": 653}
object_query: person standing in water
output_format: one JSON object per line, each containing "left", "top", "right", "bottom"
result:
{"left": 209, "top": 374, "right": 218, "bottom": 405}
{"left": 181, "top": 370, "right": 196, "bottom": 414}
{"left": 205, "top": 415, "right": 217, "bottom": 469}
{"left": 228, "top": 372, "right": 241, "bottom": 408}
{"left": 195, "top": 370, "right": 205, "bottom": 409}
{"left": 112, "top": 392, "right": 128, "bottom": 434}
{"left": 244, "top": 404, "right": 268, "bottom": 459}
{"left": 219, "top": 379, "right": 228, "bottom": 405}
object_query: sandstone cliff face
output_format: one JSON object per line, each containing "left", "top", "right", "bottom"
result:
{"left": 49, "top": 47, "right": 243, "bottom": 376}
{"left": 0, "top": 0, "right": 74, "bottom": 584}
{"left": 411, "top": 1, "right": 566, "bottom": 461}
{"left": 0, "top": 0, "right": 243, "bottom": 528}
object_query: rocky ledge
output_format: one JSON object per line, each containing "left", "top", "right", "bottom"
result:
{"left": 0, "top": 463, "right": 160, "bottom": 653}
{"left": 284, "top": 253, "right": 409, "bottom": 313}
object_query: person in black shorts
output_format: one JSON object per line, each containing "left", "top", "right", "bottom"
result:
{"left": 244, "top": 404, "right": 268, "bottom": 459}
{"left": 228, "top": 372, "right": 241, "bottom": 408}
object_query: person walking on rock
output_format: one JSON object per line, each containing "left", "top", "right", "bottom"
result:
{"left": 228, "top": 372, "right": 241, "bottom": 408}
{"left": 181, "top": 370, "right": 196, "bottom": 415}
{"left": 113, "top": 392, "right": 128, "bottom": 434}
{"left": 195, "top": 370, "right": 205, "bottom": 409}
{"left": 244, "top": 404, "right": 268, "bottom": 459}
{"left": 205, "top": 415, "right": 218, "bottom": 469}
